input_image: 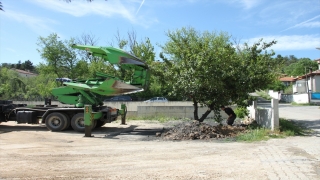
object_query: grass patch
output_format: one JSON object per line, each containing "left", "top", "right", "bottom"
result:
{"left": 291, "top": 102, "right": 312, "bottom": 106}
{"left": 236, "top": 118, "right": 307, "bottom": 142}
{"left": 279, "top": 118, "right": 305, "bottom": 136}
{"left": 236, "top": 128, "right": 270, "bottom": 142}
{"left": 291, "top": 102, "right": 320, "bottom": 106}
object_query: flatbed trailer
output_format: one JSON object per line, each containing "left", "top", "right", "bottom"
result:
{"left": 0, "top": 100, "right": 120, "bottom": 132}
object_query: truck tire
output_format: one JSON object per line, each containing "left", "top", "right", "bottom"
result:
{"left": 71, "top": 113, "right": 96, "bottom": 132}
{"left": 61, "top": 113, "right": 71, "bottom": 130}
{"left": 45, "top": 112, "right": 68, "bottom": 132}
{"left": 71, "top": 113, "right": 85, "bottom": 132}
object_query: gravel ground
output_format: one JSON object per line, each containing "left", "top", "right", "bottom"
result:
{"left": 0, "top": 105, "right": 319, "bottom": 180}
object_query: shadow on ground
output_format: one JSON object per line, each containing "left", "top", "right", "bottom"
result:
{"left": 292, "top": 119, "right": 320, "bottom": 136}
{"left": 0, "top": 123, "right": 163, "bottom": 141}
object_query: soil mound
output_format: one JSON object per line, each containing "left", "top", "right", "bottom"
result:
{"left": 157, "top": 121, "right": 247, "bottom": 140}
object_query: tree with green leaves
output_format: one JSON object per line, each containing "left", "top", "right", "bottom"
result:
{"left": 0, "top": 67, "right": 26, "bottom": 100}
{"left": 267, "top": 80, "right": 286, "bottom": 91}
{"left": 284, "top": 58, "right": 318, "bottom": 76}
{"left": 37, "top": 33, "right": 78, "bottom": 79}
{"left": 160, "top": 27, "right": 279, "bottom": 122}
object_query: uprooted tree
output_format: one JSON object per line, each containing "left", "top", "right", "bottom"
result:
{"left": 160, "top": 27, "right": 279, "bottom": 122}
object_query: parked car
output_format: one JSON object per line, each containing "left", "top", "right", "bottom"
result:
{"left": 144, "top": 97, "right": 168, "bottom": 102}
{"left": 104, "top": 95, "right": 132, "bottom": 102}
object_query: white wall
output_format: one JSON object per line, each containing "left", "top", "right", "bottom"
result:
{"left": 292, "top": 94, "right": 309, "bottom": 103}
{"left": 247, "top": 100, "right": 279, "bottom": 131}
{"left": 268, "top": 90, "right": 280, "bottom": 99}
{"left": 313, "top": 76, "right": 320, "bottom": 92}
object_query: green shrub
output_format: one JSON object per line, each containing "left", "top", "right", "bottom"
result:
{"left": 256, "top": 90, "right": 272, "bottom": 100}
{"left": 234, "top": 107, "right": 249, "bottom": 118}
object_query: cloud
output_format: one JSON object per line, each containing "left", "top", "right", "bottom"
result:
{"left": 281, "top": 15, "right": 320, "bottom": 32}
{"left": 136, "top": 0, "right": 145, "bottom": 15}
{"left": 245, "top": 35, "right": 320, "bottom": 51}
{"left": 300, "top": 21, "right": 320, "bottom": 28}
{"left": 31, "top": 0, "right": 157, "bottom": 28}
{"left": 220, "top": 0, "right": 263, "bottom": 10}
{"left": 2, "top": 10, "right": 57, "bottom": 34}
{"left": 237, "top": 0, "right": 262, "bottom": 9}
{"left": 255, "top": 1, "right": 320, "bottom": 28}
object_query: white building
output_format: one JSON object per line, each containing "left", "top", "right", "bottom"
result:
{"left": 11, "top": 69, "right": 38, "bottom": 78}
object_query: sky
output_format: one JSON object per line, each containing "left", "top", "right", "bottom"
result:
{"left": 0, "top": 0, "right": 320, "bottom": 66}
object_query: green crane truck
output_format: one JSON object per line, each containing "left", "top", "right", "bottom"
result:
{"left": 0, "top": 45, "right": 149, "bottom": 132}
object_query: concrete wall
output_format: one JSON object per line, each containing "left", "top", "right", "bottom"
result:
{"left": 256, "top": 108, "right": 272, "bottom": 128}
{"left": 247, "top": 100, "right": 279, "bottom": 131}
{"left": 137, "top": 106, "right": 231, "bottom": 120}
{"left": 292, "top": 94, "right": 309, "bottom": 103}
{"left": 12, "top": 100, "right": 232, "bottom": 120}
{"left": 313, "top": 76, "right": 320, "bottom": 92}
{"left": 268, "top": 90, "right": 280, "bottom": 99}
{"left": 14, "top": 100, "right": 279, "bottom": 130}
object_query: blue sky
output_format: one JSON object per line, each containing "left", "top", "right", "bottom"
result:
{"left": 0, "top": 0, "right": 320, "bottom": 66}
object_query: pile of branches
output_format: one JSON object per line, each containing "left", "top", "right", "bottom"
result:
{"left": 157, "top": 121, "right": 247, "bottom": 140}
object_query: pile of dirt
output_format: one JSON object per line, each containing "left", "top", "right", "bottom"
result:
{"left": 157, "top": 121, "right": 247, "bottom": 140}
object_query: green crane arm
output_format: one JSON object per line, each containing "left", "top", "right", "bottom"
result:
{"left": 72, "top": 44, "right": 149, "bottom": 87}
{"left": 51, "top": 45, "right": 150, "bottom": 107}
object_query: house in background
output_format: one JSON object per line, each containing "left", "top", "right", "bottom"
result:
{"left": 11, "top": 68, "right": 38, "bottom": 78}
{"left": 279, "top": 59, "right": 320, "bottom": 94}
{"left": 279, "top": 59, "right": 320, "bottom": 103}
{"left": 279, "top": 76, "right": 297, "bottom": 91}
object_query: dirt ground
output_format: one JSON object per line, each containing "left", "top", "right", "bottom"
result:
{"left": 0, "top": 105, "right": 320, "bottom": 180}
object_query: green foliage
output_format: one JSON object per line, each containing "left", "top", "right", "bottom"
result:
{"left": 236, "top": 128, "right": 270, "bottom": 142}
{"left": 112, "top": 31, "right": 166, "bottom": 99}
{"left": 234, "top": 107, "right": 249, "bottom": 118}
{"left": 284, "top": 58, "right": 318, "bottom": 76}
{"left": 160, "top": 26, "right": 278, "bottom": 120}
{"left": 0, "top": 67, "right": 26, "bottom": 100}
{"left": 267, "top": 80, "right": 286, "bottom": 91}
{"left": 284, "top": 84, "right": 293, "bottom": 94}
{"left": 279, "top": 118, "right": 305, "bottom": 135}
{"left": 255, "top": 90, "right": 272, "bottom": 100}
{"left": 37, "top": 33, "right": 78, "bottom": 79}
{"left": 236, "top": 118, "right": 307, "bottom": 142}
{"left": 1, "top": 60, "right": 35, "bottom": 72}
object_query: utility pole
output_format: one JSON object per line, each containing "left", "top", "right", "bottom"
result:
{"left": 305, "top": 67, "right": 312, "bottom": 104}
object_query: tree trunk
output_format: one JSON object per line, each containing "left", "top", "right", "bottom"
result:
{"left": 193, "top": 98, "right": 199, "bottom": 120}
{"left": 198, "top": 103, "right": 214, "bottom": 122}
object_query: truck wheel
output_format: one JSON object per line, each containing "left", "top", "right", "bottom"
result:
{"left": 71, "top": 113, "right": 97, "bottom": 132}
{"left": 71, "top": 113, "right": 85, "bottom": 132}
{"left": 61, "top": 113, "right": 71, "bottom": 130}
{"left": 45, "top": 112, "right": 68, "bottom": 132}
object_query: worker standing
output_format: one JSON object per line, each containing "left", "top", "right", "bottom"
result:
{"left": 220, "top": 105, "right": 237, "bottom": 126}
